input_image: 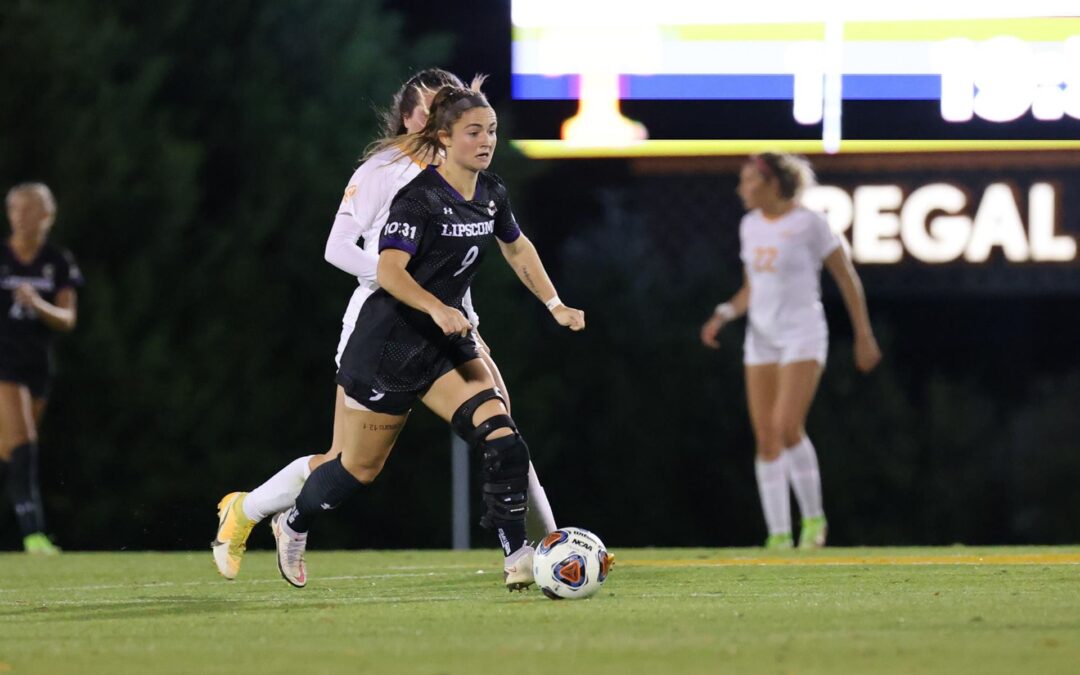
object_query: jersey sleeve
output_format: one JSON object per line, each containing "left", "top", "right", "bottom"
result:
{"left": 57, "top": 249, "right": 84, "bottom": 290}
{"left": 325, "top": 163, "right": 389, "bottom": 281}
{"left": 808, "top": 211, "right": 842, "bottom": 260}
{"left": 380, "top": 192, "right": 429, "bottom": 256}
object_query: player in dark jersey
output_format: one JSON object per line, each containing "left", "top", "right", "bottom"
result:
{"left": 1, "top": 183, "right": 83, "bottom": 554}
{"left": 212, "top": 70, "right": 559, "bottom": 582}
{"left": 271, "top": 83, "right": 584, "bottom": 591}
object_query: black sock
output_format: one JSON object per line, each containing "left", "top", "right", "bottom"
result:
{"left": 6, "top": 442, "right": 45, "bottom": 535}
{"left": 495, "top": 520, "right": 527, "bottom": 557}
{"left": 287, "top": 456, "right": 363, "bottom": 533}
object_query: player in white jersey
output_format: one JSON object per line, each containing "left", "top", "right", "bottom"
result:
{"left": 212, "top": 70, "right": 558, "bottom": 580}
{"left": 700, "top": 153, "right": 881, "bottom": 549}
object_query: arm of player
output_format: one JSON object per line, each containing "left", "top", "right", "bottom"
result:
{"left": 823, "top": 247, "right": 881, "bottom": 373}
{"left": 324, "top": 166, "right": 387, "bottom": 282}
{"left": 700, "top": 271, "right": 749, "bottom": 349}
{"left": 15, "top": 285, "right": 77, "bottom": 332}
{"left": 498, "top": 233, "right": 584, "bottom": 331}
{"left": 376, "top": 249, "right": 471, "bottom": 337}
{"left": 325, "top": 212, "right": 379, "bottom": 281}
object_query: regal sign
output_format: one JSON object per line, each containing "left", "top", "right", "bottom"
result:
{"left": 804, "top": 182, "right": 1076, "bottom": 265}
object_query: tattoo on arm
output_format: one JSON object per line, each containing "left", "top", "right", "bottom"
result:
{"left": 520, "top": 266, "right": 541, "bottom": 298}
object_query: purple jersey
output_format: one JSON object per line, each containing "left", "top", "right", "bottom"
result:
{"left": 0, "top": 242, "right": 83, "bottom": 369}
{"left": 339, "top": 168, "right": 520, "bottom": 392}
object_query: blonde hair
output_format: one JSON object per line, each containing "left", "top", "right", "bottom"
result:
{"left": 6, "top": 182, "right": 57, "bottom": 226}
{"left": 750, "top": 153, "right": 817, "bottom": 201}
{"left": 364, "top": 75, "right": 489, "bottom": 163}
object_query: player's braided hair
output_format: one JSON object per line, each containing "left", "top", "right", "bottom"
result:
{"left": 751, "top": 152, "right": 817, "bottom": 201}
{"left": 382, "top": 68, "right": 465, "bottom": 137}
{"left": 366, "top": 76, "right": 489, "bottom": 163}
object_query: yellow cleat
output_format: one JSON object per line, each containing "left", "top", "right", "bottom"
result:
{"left": 798, "top": 516, "right": 828, "bottom": 549}
{"left": 211, "top": 492, "right": 255, "bottom": 580}
{"left": 24, "top": 532, "right": 61, "bottom": 555}
{"left": 764, "top": 533, "right": 794, "bottom": 550}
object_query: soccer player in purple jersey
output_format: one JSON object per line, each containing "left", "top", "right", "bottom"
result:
{"left": 265, "top": 81, "right": 583, "bottom": 591}
{"left": 212, "top": 70, "right": 560, "bottom": 581}
{"left": 1, "top": 183, "right": 83, "bottom": 554}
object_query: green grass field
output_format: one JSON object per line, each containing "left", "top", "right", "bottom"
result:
{"left": 1, "top": 547, "right": 1078, "bottom": 674}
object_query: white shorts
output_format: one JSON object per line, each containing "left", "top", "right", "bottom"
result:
{"left": 743, "top": 326, "right": 828, "bottom": 367}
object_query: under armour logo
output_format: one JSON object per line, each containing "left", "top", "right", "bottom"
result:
{"left": 487, "top": 200, "right": 496, "bottom": 216}
{"left": 369, "top": 389, "right": 385, "bottom": 401}
{"left": 444, "top": 207, "right": 453, "bottom": 215}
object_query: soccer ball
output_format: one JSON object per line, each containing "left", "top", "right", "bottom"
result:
{"left": 532, "top": 527, "right": 613, "bottom": 600}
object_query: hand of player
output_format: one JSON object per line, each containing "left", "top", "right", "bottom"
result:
{"left": 14, "top": 283, "right": 42, "bottom": 310}
{"left": 700, "top": 314, "right": 726, "bottom": 349}
{"left": 429, "top": 304, "right": 471, "bottom": 337}
{"left": 551, "top": 304, "right": 585, "bottom": 331}
{"left": 854, "top": 332, "right": 882, "bottom": 373}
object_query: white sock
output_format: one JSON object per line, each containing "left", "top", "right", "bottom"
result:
{"left": 242, "top": 455, "right": 315, "bottom": 522}
{"left": 755, "top": 455, "right": 791, "bottom": 536}
{"left": 785, "top": 437, "right": 824, "bottom": 519}
{"left": 526, "top": 461, "right": 557, "bottom": 538}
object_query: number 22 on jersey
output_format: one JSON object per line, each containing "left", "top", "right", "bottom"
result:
{"left": 752, "top": 246, "right": 778, "bottom": 273}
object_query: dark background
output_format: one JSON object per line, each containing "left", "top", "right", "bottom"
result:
{"left": 1, "top": 0, "right": 1078, "bottom": 551}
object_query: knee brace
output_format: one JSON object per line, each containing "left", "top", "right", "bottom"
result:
{"left": 451, "top": 388, "right": 507, "bottom": 446}
{"left": 477, "top": 431, "right": 531, "bottom": 530}
{"left": 451, "top": 389, "right": 530, "bottom": 529}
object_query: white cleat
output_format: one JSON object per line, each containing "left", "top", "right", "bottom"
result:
{"left": 272, "top": 510, "right": 308, "bottom": 588}
{"left": 504, "top": 544, "right": 535, "bottom": 592}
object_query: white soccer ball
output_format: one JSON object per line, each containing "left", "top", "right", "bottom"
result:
{"left": 532, "top": 527, "right": 613, "bottom": 600}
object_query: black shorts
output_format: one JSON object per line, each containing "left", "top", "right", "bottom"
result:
{"left": 0, "top": 360, "right": 52, "bottom": 399}
{"left": 336, "top": 330, "right": 481, "bottom": 415}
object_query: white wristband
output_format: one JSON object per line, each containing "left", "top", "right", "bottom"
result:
{"left": 544, "top": 295, "right": 562, "bottom": 311}
{"left": 714, "top": 302, "right": 736, "bottom": 320}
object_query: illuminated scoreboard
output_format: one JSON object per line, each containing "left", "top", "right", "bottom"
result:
{"left": 509, "top": 1, "right": 1080, "bottom": 157}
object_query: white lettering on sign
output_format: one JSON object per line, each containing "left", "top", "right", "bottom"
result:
{"left": 935, "top": 37, "right": 1080, "bottom": 123}
{"left": 900, "top": 183, "right": 968, "bottom": 263}
{"left": 802, "top": 182, "right": 1076, "bottom": 264}
{"left": 852, "top": 185, "right": 903, "bottom": 264}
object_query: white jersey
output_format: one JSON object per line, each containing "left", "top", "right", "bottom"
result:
{"left": 740, "top": 206, "right": 841, "bottom": 341}
{"left": 326, "top": 147, "right": 478, "bottom": 333}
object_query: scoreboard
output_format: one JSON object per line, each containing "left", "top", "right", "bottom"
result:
{"left": 509, "top": 1, "right": 1080, "bottom": 157}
